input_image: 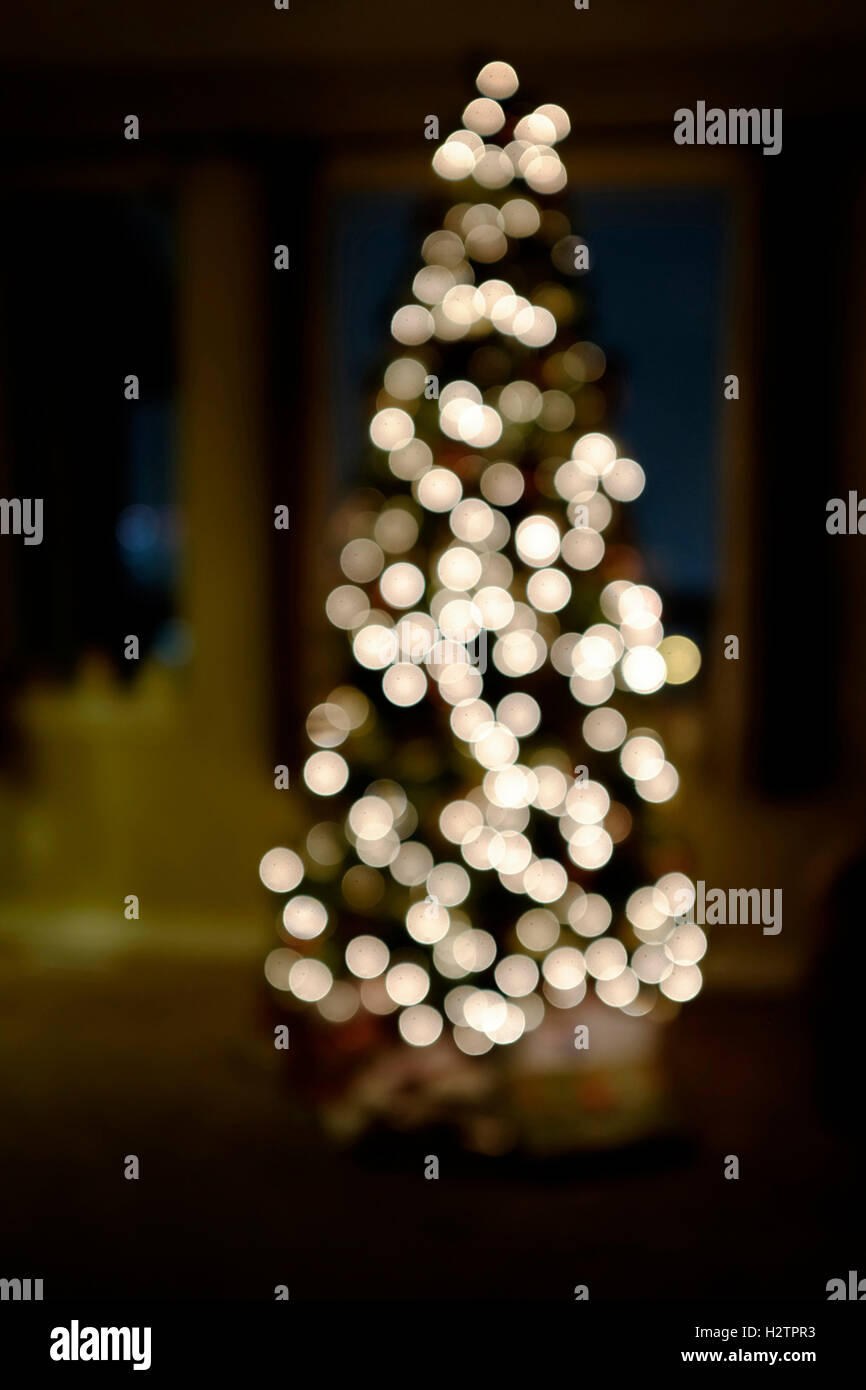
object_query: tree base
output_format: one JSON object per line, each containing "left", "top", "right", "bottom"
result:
{"left": 275, "top": 993, "right": 685, "bottom": 1160}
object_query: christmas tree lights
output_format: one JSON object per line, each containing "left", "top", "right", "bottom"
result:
{"left": 261, "top": 59, "right": 704, "bottom": 1054}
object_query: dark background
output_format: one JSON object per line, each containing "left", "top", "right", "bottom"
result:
{"left": 0, "top": 0, "right": 864, "bottom": 1301}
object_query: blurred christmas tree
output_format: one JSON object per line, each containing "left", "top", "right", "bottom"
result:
{"left": 261, "top": 61, "right": 704, "bottom": 1079}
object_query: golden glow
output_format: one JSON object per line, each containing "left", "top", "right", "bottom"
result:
{"left": 306, "top": 701, "right": 351, "bottom": 749}
{"left": 526, "top": 566, "right": 571, "bottom": 612}
{"left": 659, "top": 634, "right": 701, "bottom": 685}
{"left": 569, "top": 672, "right": 615, "bottom": 707}
{"left": 380, "top": 561, "right": 425, "bottom": 608}
{"left": 437, "top": 545, "right": 483, "bottom": 591}
{"left": 602, "top": 457, "right": 645, "bottom": 502}
{"left": 523, "top": 150, "right": 566, "bottom": 194}
{"left": 453, "top": 1025, "right": 494, "bottom": 1055}
{"left": 531, "top": 764, "right": 569, "bottom": 811}
{"left": 491, "top": 292, "right": 531, "bottom": 336}
{"left": 317, "top": 982, "right": 360, "bottom": 1022}
{"left": 463, "top": 97, "right": 505, "bottom": 135}
{"left": 660, "top": 964, "right": 702, "bottom": 1002}
{"left": 340, "top": 537, "right": 384, "bottom": 583}
{"left": 303, "top": 750, "right": 349, "bottom": 796}
{"left": 632, "top": 944, "right": 674, "bottom": 985}
{"left": 413, "top": 264, "right": 455, "bottom": 304}
{"left": 432, "top": 137, "right": 477, "bottom": 181}
{"left": 476, "top": 61, "right": 519, "bottom": 99}
{"left": 422, "top": 230, "right": 464, "bottom": 267}
{"left": 341, "top": 865, "right": 384, "bottom": 910}
{"left": 306, "top": 822, "right": 344, "bottom": 867}
{"left": 353, "top": 623, "right": 396, "bottom": 670}
{"left": 495, "top": 954, "right": 539, "bottom": 997}
{"left": 636, "top": 761, "right": 680, "bottom": 803}
{"left": 325, "top": 584, "right": 369, "bottom": 630}
{"left": 515, "top": 112, "right": 557, "bottom": 145}
{"left": 427, "top": 861, "right": 471, "bottom": 906}
{"left": 486, "top": 1001, "right": 526, "bottom": 1044}
{"left": 621, "top": 647, "right": 667, "bottom": 694}
{"left": 515, "top": 515, "right": 560, "bottom": 566}
{"left": 543, "top": 979, "right": 587, "bottom": 1010}
{"left": 391, "top": 304, "right": 434, "bottom": 344}
{"left": 461, "top": 825, "right": 506, "bottom": 870}
{"left": 439, "top": 799, "right": 484, "bottom": 844}
{"left": 406, "top": 898, "right": 451, "bottom": 944}
{"left": 565, "top": 780, "right": 610, "bottom": 825}
{"left": 568, "top": 892, "right": 611, "bottom": 938}
{"left": 348, "top": 795, "right": 394, "bottom": 840}
{"left": 519, "top": 993, "right": 545, "bottom": 1031}
{"left": 384, "top": 356, "right": 426, "bottom": 400}
{"left": 516, "top": 907, "right": 560, "bottom": 953}
{"left": 465, "top": 224, "right": 507, "bottom": 261}
{"left": 282, "top": 894, "right": 328, "bottom": 941}
{"left": 383, "top": 662, "right": 427, "bottom": 706}
{"left": 472, "top": 722, "right": 519, "bottom": 770}
{"left": 514, "top": 305, "right": 557, "bottom": 348}
{"left": 495, "top": 830, "right": 532, "bottom": 873}
{"left": 370, "top": 407, "right": 414, "bottom": 451}
{"left": 345, "top": 934, "right": 389, "bottom": 979}
{"left": 535, "top": 103, "right": 571, "bottom": 141}
{"left": 583, "top": 707, "right": 627, "bottom": 752}
{"left": 554, "top": 457, "right": 596, "bottom": 501}
{"left": 385, "top": 962, "right": 430, "bottom": 1006}
{"left": 389, "top": 438, "right": 432, "bottom": 481}
{"left": 584, "top": 937, "right": 627, "bottom": 981}
{"left": 500, "top": 198, "right": 540, "bottom": 237}
{"left": 442, "top": 283, "right": 485, "bottom": 326}
{"left": 473, "top": 585, "right": 514, "bottom": 631}
{"left": 627, "top": 885, "right": 673, "bottom": 934}
{"left": 523, "top": 858, "right": 568, "bottom": 903}
{"left": 416, "top": 467, "right": 462, "bottom": 512}
{"left": 500, "top": 380, "right": 541, "bottom": 422}
{"left": 452, "top": 928, "right": 497, "bottom": 972}
{"left": 473, "top": 147, "right": 515, "bottom": 190}
{"left": 359, "top": 977, "right": 398, "bottom": 1015}
{"left": 542, "top": 945, "right": 586, "bottom": 989}
{"left": 560, "top": 526, "right": 604, "bottom": 572}
{"left": 391, "top": 840, "right": 434, "bottom": 886}
{"left": 463, "top": 988, "right": 508, "bottom": 1031}
{"left": 572, "top": 432, "right": 617, "bottom": 475}
{"left": 573, "top": 628, "right": 621, "bottom": 677}
{"left": 596, "top": 968, "right": 639, "bottom": 1008}
{"left": 564, "top": 341, "right": 606, "bottom": 382}
{"left": 621, "top": 735, "right": 665, "bottom": 781}
{"left": 374, "top": 505, "right": 419, "bottom": 554}
{"left": 259, "top": 847, "right": 303, "bottom": 893}
{"left": 665, "top": 924, "right": 708, "bottom": 966}
{"left": 398, "top": 1004, "right": 443, "bottom": 1046}
{"left": 264, "top": 948, "right": 299, "bottom": 991}
{"left": 566, "top": 825, "right": 613, "bottom": 870}
{"left": 288, "top": 958, "right": 332, "bottom": 1002}
{"left": 496, "top": 692, "right": 540, "bottom": 737}
{"left": 260, "top": 65, "right": 707, "bottom": 1039}
{"left": 450, "top": 497, "right": 495, "bottom": 543}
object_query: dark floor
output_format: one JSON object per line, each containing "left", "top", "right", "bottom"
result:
{"left": 0, "top": 928, "right": 860, "bottom": 1302}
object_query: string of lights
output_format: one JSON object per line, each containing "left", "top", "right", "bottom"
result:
{"left": 261, "top": 60, "right": 704, "bottom": 1054}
